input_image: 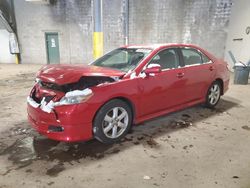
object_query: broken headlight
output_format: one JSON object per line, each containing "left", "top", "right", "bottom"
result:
{"left": 56, "top": 88, "right": 93, "bottom": 106}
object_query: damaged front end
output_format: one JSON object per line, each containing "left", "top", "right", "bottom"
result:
{"left": 27, "top": 76, "right": 117, "bottom": 113}
{"left": 27, "top": 75, "right": 119, "bottom": 141}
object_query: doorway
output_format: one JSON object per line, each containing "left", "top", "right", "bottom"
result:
{"left": 45, "top": 32, "right": 60, "bottom": 64}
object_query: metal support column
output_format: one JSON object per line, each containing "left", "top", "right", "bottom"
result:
{"left": 93, "top": 0, "right": 103, "bottom": 59}
{"left": 10, "top": 0, "right": 20, "bottom": 64}
{"left": 122, "top": 0, "right": 129, "bottom": 45}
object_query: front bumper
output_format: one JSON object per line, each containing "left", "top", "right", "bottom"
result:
{"left": 27, "top": 99, "right": 94, "bottom": 142}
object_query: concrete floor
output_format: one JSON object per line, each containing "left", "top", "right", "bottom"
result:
{"left": 0, "top": 64, "right": 250, "bottom": 188}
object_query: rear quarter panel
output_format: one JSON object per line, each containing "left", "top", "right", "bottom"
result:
{"left": 214, "top": 59, "right": 230, "bottom": 94}
{"left": 197, "top": 46, "right": 230, "bottom": 94}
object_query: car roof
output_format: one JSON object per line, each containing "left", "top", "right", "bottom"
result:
{"left": 122, "top": 43, "right": 218, "bottom": 62}
{"left": 123, "top": 43, "right": 201, "bottom": 50}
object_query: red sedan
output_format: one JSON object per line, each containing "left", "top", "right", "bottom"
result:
{"left": 27, "top": 44, "right": 230, "bottom": 143}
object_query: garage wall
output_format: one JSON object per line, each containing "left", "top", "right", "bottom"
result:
{"left": 129, "top": 0, "right": 233, "bottom": 58}
{"left": 182, "top": 0, "right": 232, "bottom": 58}
{"left": 103, "top": 0, "right": 124, "bottom": 53}
{"left": 14, "top": 0, "right": 124, "bottom": 64}
{"left": 14, "top": 0, "right": 232, "bottom": 64}
{"left": 63, "top": 0, "right": 93, "bottom": 64}
{"left": 129, "top": 0, "right": 184, "bottom": 44}
{"left": 0, "top": 29, "right": 16, "bottom": 63}
{"left": 14, "top": 0, "right": 92, "bottom": 64}
{"left": 225, "top": 0, "right": 250, "bottom": 68}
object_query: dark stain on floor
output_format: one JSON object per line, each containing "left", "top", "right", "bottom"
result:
{"left": 0, "top": 169, "right": 12, "bottom": 176}
{"left": 146, "top": 138, "right": 159, "bottom": 148}
{"left": 46, "top": 163, "right": 65, "bottom": 177}
{"left": 169, "top": 119, "right": 193, "bottom": 129}
{"left": 47, "top": 182, "right": 55, "bottom": 186}
{"left": 0, "top": 116, "right": 194, "bottom": 176}
{"left": 242, "top": 125, "right": 250, "bottom": 131}
{"left": 181, "top": 114, "right": 191, "bottom": 119}
{"left": 0, "top": 124, "right": 117, "bottom": 176}
{"left": 0, "top": 100, "right": 238, "bottom": 177}
{"left": 25, "top": 169, "right": 33, "bottom": 173}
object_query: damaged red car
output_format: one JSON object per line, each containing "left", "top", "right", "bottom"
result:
{"left": 27, "top": 44, "right": 230, "bottom": 143}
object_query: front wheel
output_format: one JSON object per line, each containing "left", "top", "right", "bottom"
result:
{"left": 93, "top": 99, "right": 132, "bottom": 144}
{"left": 205, "top": 81, "right": 221, "bottom": 108}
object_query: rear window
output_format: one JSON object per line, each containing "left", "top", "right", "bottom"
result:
{"left": 201, "top": 53, "right": 211, "bottom": 64}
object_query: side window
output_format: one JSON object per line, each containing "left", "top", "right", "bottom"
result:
{"left": 181, "top": 48, "right": 202, "bottom": 66}
{"left": 201, "top": 53, "right": 212, "bottom": 64}
{"left": 148, "top": 49, "right": 179, "bottom": 70}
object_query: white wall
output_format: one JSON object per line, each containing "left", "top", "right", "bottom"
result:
{"left": 0, "top": 29, "right": 16, "bottom": 63}
{"left": 13, "top": 0, "right": 233, "bottom": 64}
{"left": 225, "top": 0, "right": 250, "bottom": 69}
{"left": 14, "top": 0, "right": 93, "bottom": 64}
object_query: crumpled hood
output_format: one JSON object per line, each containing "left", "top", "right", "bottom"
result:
{"left": 37, "top": 64, "right": 125, "bottom": 85}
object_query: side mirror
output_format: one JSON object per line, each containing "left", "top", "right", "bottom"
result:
{"left": 144, "top": 64, "right": 161, "bottom": 75}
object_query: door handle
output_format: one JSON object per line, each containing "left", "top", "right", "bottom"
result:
{"left": 209, "top": 66, "right": 215, "bottom": 71}
{"left": 176, "top": 72, "right": 184, "bottom": 78}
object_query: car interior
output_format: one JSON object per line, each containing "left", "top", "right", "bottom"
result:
{"left": 149, "top": 50, "right": 178, "bottom": 70}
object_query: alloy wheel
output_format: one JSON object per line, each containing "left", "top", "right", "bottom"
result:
{"left": 102, "top": 107, "right": 129, "bottom": 139}
{"left": 208, "top": 84, "right": 221, "bottom": 105}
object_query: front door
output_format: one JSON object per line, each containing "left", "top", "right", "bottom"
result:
{"left": 45, "top": 33, "right": 60, "bottom": 64}
{"left": 138, "top": 48, "right": 187, "bottom": 117}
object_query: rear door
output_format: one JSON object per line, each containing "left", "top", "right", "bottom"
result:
{"left": 138, "top": 48, "right": 187, "bottom": 117}
{"left": 180, "top": 48, "right": 216, "bottom": 102}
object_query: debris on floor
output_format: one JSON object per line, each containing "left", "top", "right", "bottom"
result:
{"left": 170, "top": 119, "right": 193, "bottom": 128}
{"left": 143, "top": 175, "right": 151, "bottom": 180}
{"left": 146, "top": 138, "right": 159, "bottom": 148}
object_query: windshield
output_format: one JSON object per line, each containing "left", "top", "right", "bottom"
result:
{"left": 92, "top": 48, "right": 152, "bottom": 72}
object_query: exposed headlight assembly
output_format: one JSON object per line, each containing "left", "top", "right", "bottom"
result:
{"left": 56, "top": 88, "right": 93, "bottom": 106}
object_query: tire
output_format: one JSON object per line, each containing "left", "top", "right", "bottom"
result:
{"left": 93, "top": 99, "right": 133, "bottom": 144}
{"left": 205, "top": 81, "right": 221, "bottom": 108}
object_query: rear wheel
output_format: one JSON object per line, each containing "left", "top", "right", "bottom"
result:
{"left": 205, "top": 81, "right": 221, "bottom": 108}
{"left": 93, "top": 99, "right": 132, "bottom": 144}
